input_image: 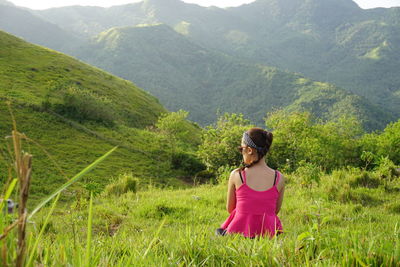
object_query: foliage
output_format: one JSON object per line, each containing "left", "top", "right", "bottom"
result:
{"left": 197, "top": 113, "right": 253, "bottom": 172}
{"left": 51, "top": 85, "right": 117, "bottom": 126}
{"left": 360, "top": 119, "right": 400, "bottom": 165}
{"left": 266, "top": 110, "right": 363, "bottom": 172}
{"left": 194, "top": 169, "right": 216, "bottom": 184}
{"left": 155, "top": 110, "right": 201, "bottom": 148}
{"left": 375, "top": 156, "right": 398, "bottom": 180}
{"left": 171, "top": 152, "right": 205, "bottom": 175}
{"left": 294, "top": 161, "right": 322, "bottom": 187}
{"left": 104, "top": 173, "right": 139, "bottom": 196}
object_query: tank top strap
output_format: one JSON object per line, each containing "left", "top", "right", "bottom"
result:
{"left": 242, "top": 170, "right": 247, "bottom": 184}
{"left": 273, "top": 170, "right": 281, "bottom": 186}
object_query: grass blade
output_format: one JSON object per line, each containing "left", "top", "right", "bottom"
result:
{"left": 29, "top": 146, "right": 117, "bottom": 220}
{"left": 0, "top": 178, "right": 17, "bottom": 212}
{"left": 85, "top": 192, "right": 94, "bottom": 267}
{"left": 143, "top": 218, "right": 166, "bottom": 259}
{"left": 26, "top": 193, "right": 61, "bottom": 267}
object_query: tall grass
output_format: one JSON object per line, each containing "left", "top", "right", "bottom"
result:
{"left": 0, "top": 115, "right": 117, "bottom": 266}
{"left": 23, "top": 168, "right": 400, "bottom": 266}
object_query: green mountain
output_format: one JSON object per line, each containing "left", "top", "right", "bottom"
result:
{"left": 31, "top": 0, "right": 400, "bottom": 121}
{"left": 75, "top": 24, "right": 393, "bottom": 129}
{"left": 0, "top": 30, "right": 192, "bottom": 201}
{"left": 228, "top": 0, "right": 400, "bottom": 116}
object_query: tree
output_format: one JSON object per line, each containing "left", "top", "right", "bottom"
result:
{"left": 197, "top": 113, "right": 253, "bottom": 172}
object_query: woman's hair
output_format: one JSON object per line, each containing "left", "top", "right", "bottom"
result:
{"left": 240, "top": 127, "right": 273, "bottom": 170}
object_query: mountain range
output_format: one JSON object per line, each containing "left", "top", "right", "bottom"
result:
{"left": 1, "top": 0, "right": 399, "bottom": 129}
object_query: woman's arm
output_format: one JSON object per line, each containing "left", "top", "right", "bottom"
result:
{"left": 275, "top": 175, "right": 285, "bottom": 215}
{"left": 226, "top": 170, "right": 238, "bottom": 213}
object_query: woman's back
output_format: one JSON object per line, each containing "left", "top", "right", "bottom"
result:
{"left": 218, "top": 128, "right": 285, "bottom": 238}
{"left": 220, "top": 168, "right": 283, "bottom": 238}
{"left": 238, "top": 166, "right": 279, "bottom": 191}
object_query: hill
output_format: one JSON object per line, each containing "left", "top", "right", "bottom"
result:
{"left": 74, "top": 24, "right": 392, "bottom": 129}
{"left": 0, "top": 30, "right": 192, "bottom": 201}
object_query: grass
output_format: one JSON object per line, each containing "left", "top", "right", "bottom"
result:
{"left": 19, "top": 168, "right": 400, "bottom": 266}
{"left": 0, "top": 30, "right": 198, "bottom": 203}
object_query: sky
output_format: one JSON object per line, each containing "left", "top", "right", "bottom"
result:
{"left": 5, "top": 0, "right": 400, "bottom": 10}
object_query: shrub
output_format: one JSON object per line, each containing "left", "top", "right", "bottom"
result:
{"left": 265, "top": 110, "right": 363, "bottom": 172}
{"left": 171, "top": 152, "right": 206, "bottom": 174}
{"left": 155, "top": 110, "right": 202, "bottom": 148}
{"left": 198, "top": 113, "right": 253, "bottom": 172}
{"left": 104, "top": 173, "right": 139, "bottom": 196}
{"left": 194, "top": 170, "right": 216, "bottom": 183}
{"left": 375, "top": 156, "right": 398, "bottom": 180}
{"left": 349, "top": 171, "right": 380, "bottom": 188}
{"left": 295, "top": 161, "right": 322, "bottom": 187}
{"left": 52, "top": 85, "right": 116, "bottom": 125}
{"left": 83, "top": 181, "right": 103, "bottom": 197}
{"left": 216, "top": 165, "right": 234, "bottom": 184}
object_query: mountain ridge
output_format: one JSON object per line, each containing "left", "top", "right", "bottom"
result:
{"left": 75, "top": 24, "right": 394, "bottom": 129}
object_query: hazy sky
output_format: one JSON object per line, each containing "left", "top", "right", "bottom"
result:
{"left": 6, "top": 0, "right": 400, "bottom": 10}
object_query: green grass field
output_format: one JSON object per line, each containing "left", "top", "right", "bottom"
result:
{"left": 6, "top": 167, "right": 397, "bottom": 266}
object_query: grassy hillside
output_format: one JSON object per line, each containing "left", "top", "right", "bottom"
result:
{"left": 0, "top": 30, "right": 194, "bottom": 201}
{"left": 14, "top": 167, "right": 400, "bottom": 265}
{"left": 74, "top": 24, "right": 392, "bottom": 129}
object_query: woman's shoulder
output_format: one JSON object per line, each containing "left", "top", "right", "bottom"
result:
{"left": 228, "top": 168, "right": 242, "bottom": 184}
{"left": 230, "top": 168, "right": 241, "bottom": 175}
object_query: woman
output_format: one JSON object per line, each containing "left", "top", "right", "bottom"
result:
{"left": 216, "top": 128, "right": 285, "bottom": 238}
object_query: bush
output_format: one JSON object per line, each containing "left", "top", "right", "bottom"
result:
{"left": 216, "top": 165, "right": 234, "bottom": 184}
{"left": 295, "top": 161, "right": 322, "bottom": 187}
{"left": 104, "top": 173, "right": 139, "bottom": 196}
{"left": 52, "top": 85, "right": 116, "bottom": 125}
{"left": 265, "top": 111, "right": 363, "bottom": 172}
{"left": 197, "top": 113, "right": 253, "bottom": 172}
{"left": 375, "top": 156, "right": 398, "bottom": 180}
{"left": 349, "top": 171, "right": 380, "bottom": 188}
{"left": 194, "top": 170, "right": 216, "bottom": 183}
{"left": 171, "top": 152, "right": 206, "bottom": 174}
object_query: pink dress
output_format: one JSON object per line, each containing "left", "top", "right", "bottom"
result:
{"left": 221, "top": 170, "right": 283, "bottom": 238}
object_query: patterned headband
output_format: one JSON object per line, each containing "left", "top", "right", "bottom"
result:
{"left": 242, "top": 132, "right": 264, "bottom": 152}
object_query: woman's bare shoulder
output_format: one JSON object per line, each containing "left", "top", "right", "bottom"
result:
{"left": 229, "top": 168, "right": 241, "bottom": 183}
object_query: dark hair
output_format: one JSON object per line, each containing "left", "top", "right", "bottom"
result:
{"left": 240, "top": 127, "right": 273, "bottom": 170}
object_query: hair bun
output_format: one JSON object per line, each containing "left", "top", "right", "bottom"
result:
{"left": 265, "top": 130, "right": 273, "bottom": 145}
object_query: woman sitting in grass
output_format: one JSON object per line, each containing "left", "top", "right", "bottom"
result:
{"left": 216, "top": 128, "right": 285, "bottom": 238}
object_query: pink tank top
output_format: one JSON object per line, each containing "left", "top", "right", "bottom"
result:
{"left": 220, "top": 169, "right": 283, "bottom": 238}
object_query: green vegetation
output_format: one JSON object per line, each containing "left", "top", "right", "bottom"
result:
{"left": 24, "top": 0, "right": 400, "bottom": 121}
{"left": 0, "top": 31, "right": 203, "bottom": 201}
{"left": 1, "top": 2, "right": 400, "bottom": 264}
{"left": 198, "top": 111, "right": 400, "bottom": 179}
{"left": 2, "top": 164, "right": 399, "bottom": 265}
{"left": 3, "top": 1, "right": 399, "bottom": 129}
{"left": 1, "top": 107, "right": 399, "bottom": 265}
{"left": 71, "top": 24, "right": 392, "bottom": 130}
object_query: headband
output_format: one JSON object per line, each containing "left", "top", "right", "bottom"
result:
{"left": 242, "top": 132, "right": 264, "bottom": 153}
